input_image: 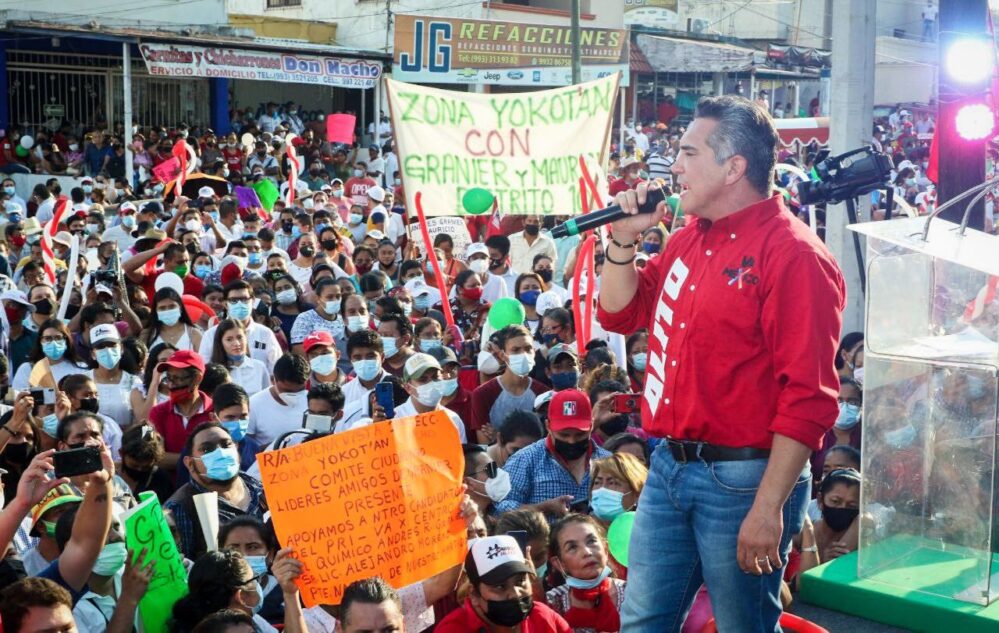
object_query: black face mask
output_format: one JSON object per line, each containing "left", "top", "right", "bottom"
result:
{"left": 485, "top": 594, "right": 533, "bottom": 627}
{"left": 2, "top": 442, "right": 32, "bottom": 464}
{"left": 122, "top": 463, "right": 154, "bottom": 481}
{"left": 524, "top": 224, "right": 540, "bottom": 237}
{"left": 78, "top": 398, "right": 100, "bottom": 414}
{"left": 321, "top": 239, "right": 338, "bottom": 251}
{"left": 32, "top": 299, "right": 54, "bottom": 315}
{"left": 553, "top": 436, "right": 590, "bottom": 461}
{"left": 299, "top": 246, "right": 315, "bottom": 258}
{"left": 64, "top": 304, "right": 81, "bottom": 321}
{"left": 256, "top": 151, "right": 266, "bottom": 157}
{"left": 282, "top": 220, "right": 294, "bottom": 233}
{"left": 536, "top": 269, "right": 553, "bottom": 284}
{"left": 601, "top": 414, "right": 631, "bottom": 437}
{"left": 822, "top": 506, "right": 859, "bottom": 532}
{"left": 185, "top": 242, "right": 198, "bottom": 256}
{"left": 489, "top": 257, "right": 505, "bottom": 270}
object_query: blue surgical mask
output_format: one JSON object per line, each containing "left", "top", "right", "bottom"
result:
{"left": 121, "top": 215, "right": 136, "bottom": 228}
{"left": 834, "top": 402, "right": 861, "bottom": 431}
{"left": 563, "top": 565, "right": 613, "bottom": 590}
{"left": 590, "top": 488, "right": 626, "bottom": 521}
{"left": 83, "top": 185, "right": 93, "bottom": 194}
{"left": 222, "top": 419, "right": 249, "bottom": 442}
{"left": 414, "top": 296, "right": 432, "bottom": 312}
{"left": 631, "top": 352, "right": 648, "bottom": 371}
{"left": 507, "top": 352, "right": 534, "bottom": 377}
{"left": 349, "top": 213, "right": 364, "bottom": 225}
{"left": 42, "top": 339, "right": 67, "bottom": 361}
{"left": 248, "top": 252, "right": 263, "bottom": 266}
{"left": 291, "top": 226, "right": 302, "bottom": 238}
{"left": 381, "top": 336, "right": 398, "bottom": 358}
{"left": 353, "top": 358, "right": 381, "bottom": 382}
{"left": 324, "top": 299, "right": 342, "bottom": 315}
{"left": 347, "top": 315, "right": 368, "bottom": 332}
{"left": 227, "top": 353, "right": 245, "bottom": 364}
{"left": 95, "top": 346, "right": 122, "bottom": 370}
{"left": 194, "top": 264, "right": 212, "bottom": 279}
{"left": 93, "top": 542, "right": 128, "bottom": 577}
{"left": 209, "top": 211, "right": 220, "bottom": 223}
{"left": 42, "top": 413, "right": 59, "bottom": 438}
{"left": 420, "top": 338, "right": 443, "bottom": 353}
{"left": 642, "top": 242, "right": 660, "bottom": 255}
{"left": 518, "top": 290, "right": 540, "bottom": 307}
{"left": 440, "top": 377, "right": 459, "bottom": 396}
{"left": 537, "top": 561, "right": 549, "bottom": 580}
{"left": 198, "top": 445, "right": 240, "bottom": 481}
{"left": 310, "top": 353, "right": 337, "bottom": 376}
{"left": 228, "top": 301, "right": 252, "bottom": 321}
{"left": 246, "top": 555, "right": 269, "bottom": 577}
{"left": 885, "top": 423, "right": 916, "bottom": 449}
{"left": 159, "top": 307, "right": 181, "bottom": 326}
{"left": 550, "top": 371, "right": 578, "bottom": 391}
{"left": 3, "top": 186, "right": 14, "bottom": 196}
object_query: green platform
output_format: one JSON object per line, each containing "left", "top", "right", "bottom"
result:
{"left": 799, "top": 535, "right": 999, "bottom": 632}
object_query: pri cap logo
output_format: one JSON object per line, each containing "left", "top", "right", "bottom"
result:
{"left": 563, "top": 401, "right": 577, "bottom": 417}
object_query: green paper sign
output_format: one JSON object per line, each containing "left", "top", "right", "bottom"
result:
{"left": 251, "top": 179, "right": 280, "bottom": 212}
{"left": 122, "top": 491, "right": 189, "bottom": 633}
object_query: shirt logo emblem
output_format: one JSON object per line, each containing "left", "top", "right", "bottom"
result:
{"left": 723, "top": 256, "right": 759, "bottom": 289}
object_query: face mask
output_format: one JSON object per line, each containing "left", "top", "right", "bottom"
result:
{"left": 228, "top": 301, "right": 252, "bottom": 321}
{"left": 642, "top": 242, "right": 661, "bottom": 255}
{"left": 349, "top": 213, "right": 364, "bottom": 225}
{"left": 193, "top": 264, "right": 211, "bottom": 279}
{"left": 414, "top": 381, "right": 444, "bottom": 408}
{"left": 310, "top": 354, "right": 337, "bottom": 376}
{"left": 414, "top": 296, "right": 432, "bottom": 312}
{"left": 551, "top": 371, "right": 578, "bottom": 390}
{"left": 507, "top": 352, "right": 534, "bottom": 377}
{"left": 631, "top": 352, "right": 648, "bottom": 371}
{"left": 159, "top": 307, "right": 181, "bottom": 326}
{"left": 541, "top": 333, "right": 561, "bottom": 348}
{"left": 96, "top": 347, "right": 121, "bottom": 370}
{"left": 353, "top": 169, "right": 363, "bottom": 178}
{"left": 553, "top": 436, "right": 590, "bottom": 461}
{"left": 905, "top": 178, "right": 916, "bottom": 186}
{"left": 479, "top": 352, "right": 501, "bottom": 375}
{"left": 33, "top": 299, "right": 55, "bottom": 315}
{"left": 400, "top": 301, "right": 413, "bottom": 317}
{"left": 420, "top": 338, "right": 443, "bottom": 353}
{"left": 885, "top": 423, "right": 916, "bottom": 449}
{"left": 440, "top": 377, "right": 459, "bottom": 396}
{"left": 169, "top": 384, "right": 194, "bottom": 406}
{"left": 2, "top": 441, "right": 31, "bottom": 464}
{"left": 518, "top": 290, "right": 540, "bottom": 307}
{"left": 484, "top": 467, "right": 511, "bottom": 503}
{"left": 83, "top": 185, "right": 94, "bottom": 194}
{"left": 822, "top": 506, "right": 859, "bottom": 532}
{"left": 121, "top": 215, "right": 136, "bottom": 228}
{"left": 355, "top": 262, "right": 372, "bottom": 275}
{"left": 184, "top": 219, "right": 201, "bottom": 232}
{"left": 469, "top": 259, "right": 489, "bottom": 275}
{"left": 324, "top": 299, "right": 342, "bottom": 315}
{"left": 86, "top": 223, "right": 101, "bottom": 235}
{"left": 590, "top": 487, "right": 626, "bottom": 521}
{"left": 381, "top": 336, "right": 398, "bottom": 358}
{"left": 535, "top": 269, "right": 554, "bottom": 284}
{"left": 42, "top": 339, "right": 67, "bottom": 361}
{"left": 966, "top": 375, "right": 988, "bottom": 399}
{"left": 198, "top": 445, "right": 240, "bottom": 481}
{"left": 275, "top": 289, "right": 297, "bottom": 305}
{"left": 69, "top": 143, "right": 79, "bottom": 151}
{"left": 246, "top": 555, "right": 269, "bottom": 577}
{"left": 563, "top": 565, "right": 612, "bottom": 590}
{"left": 353, "top": 358, "right": 382, "bottom": 382}
{"left": 222, "top": 419, "right": 249, "bottom": 442}
{"left": 485, "top": 595, "right": 533, "bottom": 627}
{"left": 93, "top": 542, "right": 128, "bottom": 577}
{"left": 321, "top": 239, "right": 338, "bottom": 252}
{"left": 347, "top": 315, "right": 369, "bottom": 332}
{"left": 834, "top": 402, "right": 861, "bottom": 431}
{"left": 174, "top": 263, "right": 190, "bottom": 278}
{"left": 42, "top": 413, "right": 60, "bottom": 438}
{"left": 300, "top": 245, "right": 315, "bottom": 257}
{"left": 524, "top": 224, "right": 540, "bottom": 237}
{"left": 461, "top": 287, "right": 483, "bottom": 302}
{"left": 602, "top": 414, "right": 630, "bottom": 437}
{"left": 248, "top": 252, "right": 263, "bottom": 266}
{"left": 853, "top": 366, "right": 865, "bottom": 385}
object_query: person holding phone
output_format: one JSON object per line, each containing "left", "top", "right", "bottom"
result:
{"left": 378, "top": 353, "right": 466, "bottom": 441}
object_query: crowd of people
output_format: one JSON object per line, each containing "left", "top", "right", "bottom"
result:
{"left": 0, "top": 91, "right": 878, "bottom": 633}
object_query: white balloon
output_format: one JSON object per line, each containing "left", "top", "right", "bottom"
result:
{"left": 20, "top": 135, "right": 34, "bottom": 149}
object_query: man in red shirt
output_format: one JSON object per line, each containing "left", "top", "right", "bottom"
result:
{"left": 598, "top": 96, "right": 845, "bottom": 631}
{"left": 148, "top": 350, "right": 214, "bottom": 467}
{"left": 123, "top": 240, "right": 205, "bottom": 300}
{"left": 344, "top": 160, "right": 377, "bottom": 207}
{"left": 608, "top": 156, "right": 644, "bottom": 197}
{"left": 435, "top": 535, "right": 571, "bottom": 633}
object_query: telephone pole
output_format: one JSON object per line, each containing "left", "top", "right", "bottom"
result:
{"left": 570, "top": 0, "right": 581, "bottom": 84}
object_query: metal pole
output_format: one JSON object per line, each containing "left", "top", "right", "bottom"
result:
{"left": 631, "top": 80, "right": 638, "bottom": 126}
{"left": 122, "top": 42, "right": 134, "bottom": 188}
{"left": 618, "top": 88, "right": 625, "bottom": 150}
{"left": 570, "top": 0, "right": 582, "bottom": 84}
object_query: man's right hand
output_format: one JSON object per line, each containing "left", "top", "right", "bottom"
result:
{"left": 611, "top": 182, "right": 668, "bottom": 242}
{"left": 538, "top": 495, "right": 574, "bottom": 518}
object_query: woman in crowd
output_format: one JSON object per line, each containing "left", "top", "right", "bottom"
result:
{"left": 640, "top": 227, "right": 666, "bottom": 256}
{"left": 487, "top": 410, "right": 545, "bottom": 469}
{"left": 835, "top": 331, "right": 865, "bottom": 382}
{"left": 450, "top": 270, "right": 490, "bottom": 343}
{"left": 211, "top": 319, "right": 270, "bottom": 395}
{"left": 602, "top": 433, "right": 651, "bottom": 468}
{"left": 624, "top": 330, "right": 648, "bottom": 393}
{"left": 813, "top": 468, "right": 862, "bottom": 562}
{"left": 514, "top": 273, "right": 545, "bottom": 335}
{"left": 268, "top": 274, "right": 310, "bottom": 342}
{"left": 220, "top": 516, "right": 284, "bottom": 624}
{"left": 589, "top": 454, "right": 646, "bottom": 526}
{"left": 144, "top": 287, "right": 202, "bottom": 352}
{"left": 13, "top": 319, "right": 92, "bottom": 390}
{"left": 496, "top": 508, "right": 552, "bottom": 594}
{"left": 130, "top": 342, "right": 176, "bottom": 425}
{"left": 91, "top": 326, "right": 141, "bottom": 430}
{"left": 435, "top": 234, "right": 467, "bottom": 287}
{"left": 0, "top": 399, "right": 40, "bottom": 503}
{"left": 811, "top": 377, "right": 863, "bottom": 483}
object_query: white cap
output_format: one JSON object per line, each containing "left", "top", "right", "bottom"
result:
{"left": 403, "top": 353, "right": 441, "bottom": 382}
{"left": 53, "top": 232, "right": 73, "bottom": 247}
{"left": 119, "top": 201, "right": 137, "bottom": 214}
{"left": 465, "top": 535, "right": 533, "bottom": 584}
{"left": 4, "top": 201, "right": 23, "bottom": 214}
{"left": 404, "top": 277, "right": 432, "bottom": 297}
{"left": 368, "top": 185, "right": 386, "bottom": 202}
{"left": 367, "top": 229, "right": 386, "bottom": 241}
{"left": 90, "top": 323, "right": 120, "bottom": 345}
{"left": 198, "top": 186, "right": 216, "bottom": 199}
{"left": 0, "top": 289, "right": 34, "bottom": 312}
{"left": 466, "top": 243, "right": 489, "bottom": 259}
{"left": 534, "top": 390, "right": 554, "bottom": 410}
{"left": 896, "top": 160, "right": 915, "bottom": 172}
{"left": 535, "top": 290, "right": 563, "bottom": 318}
{"left": 154, "top": 271, "right": 185, "bottom": 297}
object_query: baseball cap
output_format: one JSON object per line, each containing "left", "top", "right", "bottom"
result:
{"left": 620, "top": 156, "right": 639, "bottom": 169}
{"left": 546, "top": 343, "right": 578, "bottom": 364}
{"left": 30, "top": 484, "right": 83, "bottom": 535}
{"left": 548, "top": 389, "right": 593, "bottom": 432}
{"left": 157, "top": 350, "right": 206, "bottom": 375}
{"left": 403, "top": 353, "right": 441, "bottom": 382}
{"left": 367, "top": 229, "right": 386, "bottom": 241}
{"left": 198, "top": 186, "right": 216, "bottom": 199}
{"left": 90, "top": 323, "right": 120, "bottom": 345}
{"left": 4, "top": 201, "right": 23, "bottom": 215}
{"left": 465, "top": 535, "right": 534, "bottom": 585}
{"left": 368, "top": 143, "right": 380, "bottom": 152}
{"left": 404, "top": 277, "right": 432, "bottom": 297}
{"left": 53, "top": 232, "right": 73, "bottom": 247}
{"left": 535, "top": 290, "right": 563, "bottom": 318}
{"left": 331, "top": 178, "right": 344, "bottom": 186}
{"left": 466, "top": 243, "right": 489, "bottom": 259}
{"left": 119, "top": 201, "right": 137, "bottom": 214}
{"left": 534, "top": 390, "right": 554, "bottom": 411}
{"left": 427, "top": 345, "right": 459, "bottom": 368}
{"left": 1, "top": 289, "right": 35, "bottom": 312}
{"left": 368, "top": 186, "right": 386, "bottom": 203}
{"left": 94, "top": 284, "right": 114, "bottom": 297}
{"left": 303, "top": 331, "right": 335, "bottom": 354}
{"left": 81, "top": 176, "right": 94, "bottom": 184}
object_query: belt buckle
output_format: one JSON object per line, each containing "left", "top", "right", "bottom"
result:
{"left": 670, "top": 439, "right": 688, "bottom": 464}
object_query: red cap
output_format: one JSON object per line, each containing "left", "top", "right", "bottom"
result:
{"left": 302, "top": 331, "right": 334, "bottom": 354}
{"left": 156, "top": 350, "right": 206, "bottom": 375}
{"left": 548, "top": 389, "right": 593, "bottom": 432}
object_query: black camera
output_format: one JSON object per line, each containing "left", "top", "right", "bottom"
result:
{"left": 91, "top": 269, "right": 119, "bottom": 286}
{"left": 797, "top": 147, "right": 894, "bottom": 206}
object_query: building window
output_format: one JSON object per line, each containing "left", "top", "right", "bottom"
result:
{"left": 267, "top": 0, "right": 302, "bottom": 7}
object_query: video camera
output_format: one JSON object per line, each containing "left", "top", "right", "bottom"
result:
{"left": 797, "top": 147, "right": 894, "bottom": 206}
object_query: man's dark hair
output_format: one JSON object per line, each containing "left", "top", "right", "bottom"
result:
{"left": 79, "top": 302, "right": 116, "bottom": 330}
{"left": 0, "top": 578, "right": 73, "bottom": 633}
{"left": 499, "top": 410, "right": 545, "bottom": 444}
{"left": 273, "top": 353, "right": 310, "bottom": 386}
{"left": 694, "top": 95, "right": 777, "bottom": 196}
{"left": 544, "top": 307, "right": 572, "bottom": 329}
{"left": 223, "top": 240, "right": 246, "bottom": 255}
{"left": 192, "top": 609, "right": 255, "bottom": 633}
{"left": 497, "top": 324, "right": 533, "bottom": 351}
{"left": 347, "top": 330, "right": 383, "bottom": 356}
{"left": 358, "top": 272, "right": 386, "bottom": 294}
{"left": 307, "top": 382, "right": 346, "bottom": 414}
{"left": 184, "top": 420, "right": 226, "bottom": 456}
{"left": 485, "top": 235, "right": 510, "bottom": 257}
{"left": 200, "top": 363, "right": 230, "bottom": 396}
{"left": 588, "top": 379, "right": 628, "bottom": 406}
{"left": 339, "top": 577, "right": 401, "bottom": 627}
{"left": 378, "top": 313, "right": 412, "bottom": 339}
{"left": 163, "top": 242, "right": 187, "bottom": 262}
{"left": 223, "top": 279, "right": 252, "bottom": 298}
{"left": 55, "top": 411, "right": 103, "bottom": 444}
{"left": 399, "top": 260, "right": 422, "bottom": 279}
{"left": 218, "top": 198, "right": 238, "bottom": 219}
{"left": 212, "top": 383, "right": 249, "bottom": 413}
{"left": 375, "top": 296, "right": 404, "bottom": 318}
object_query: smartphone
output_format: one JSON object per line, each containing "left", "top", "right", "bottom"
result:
{"left": 53, "top": 446, "right": 102, "bottom": 478}
{"left": 303, "top": 413, "right": 336, "bottom": 434}
{"left": 569, "top": 498, "right": 590, "bottom": 513}
{"left": 612, "top": 393, "right": 642, "bottom": 415}
{"left": 30, "top": 388, "right": 56, "bottom": 406}
{"left": 375, "top": 382, "right": 395, "bottom": 419}
{"left": 507, "top": 530, "right": 529, "bottom": 555}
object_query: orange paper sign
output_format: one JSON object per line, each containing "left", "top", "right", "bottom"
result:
{"left": 257, "top": 412, "right": 467, "bottom": 607}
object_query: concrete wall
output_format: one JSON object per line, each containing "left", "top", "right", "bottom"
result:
{"left": 0, "top": 0, "right": 227, "bottom": 26}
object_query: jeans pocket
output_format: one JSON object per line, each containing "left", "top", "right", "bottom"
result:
{"left": 708, "top": 458, "right": 768, "bottom": 494}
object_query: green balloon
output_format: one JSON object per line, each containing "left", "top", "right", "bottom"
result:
{"left": 14, "top": 145, "right": 29, "bottom": 158}
{"left": 607, "top": 511, "right": 636, "bottom": 567}
{"left": 487, "top": 297, "right": 525, "bottom": 330}
{"left": 462, "top": 188, "right": 494, "bottom": 215}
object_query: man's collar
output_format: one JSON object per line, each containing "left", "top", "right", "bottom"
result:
{"left": 697, "top": 193, "right": 785, "bottom": 235}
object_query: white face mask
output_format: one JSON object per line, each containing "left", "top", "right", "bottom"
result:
{"left": 484, "top": 467, "right": 512, "bottom": 503}
{"left": 469, "top": 259, "right": 489, "bottom": 275}
{"left": 184, "top": 219, "right": 201, "bottom": 232}
{"left": 414, "top": 381, "right": 444, "bottom": 408}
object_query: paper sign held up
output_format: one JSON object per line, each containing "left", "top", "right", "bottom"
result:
{"left": 258, "top": 411, "right": 466, "bottom": 607}
{"left": 326, "top": 114, "right": 357, "bottom": 144}
{"left": 152, "top": 157, "right": 180, "bottom": 184}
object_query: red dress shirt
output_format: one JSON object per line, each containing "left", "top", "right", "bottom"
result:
{"left": 597, "top": 195, "right": 845, "bottom": 450}
{"left": 149, "top": 392, "right": 215, "bottom": 454}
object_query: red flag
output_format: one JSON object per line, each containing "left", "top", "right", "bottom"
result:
{"left": 41, "top": 197, "right": 70, "bottom": 285}
{"left": 926, "top": 129, "right": 939, "bottom": 185}
{"left": 172, "top": 140, "right": 189, "bottom": 190}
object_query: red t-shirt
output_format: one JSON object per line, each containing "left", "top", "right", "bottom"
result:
{"left": 143, "top": 270, "right": 205, "bottom": 304}
{"left": 435, "top": 598, "right": 571, "bottom": 633}
{"left": 222, "top": 147, "right": 244, "bottom": 171}
{"left": 344, "top": 176, "right": 377, "bottom": 206}
{"left": 149, "top": 392, "right": 215, "bottom": 454}
{"left": 469, "top": 376, "right": 548, "bottom": 431}
{"left": 597, "top": 195, "right": 845, "bottom": 450}
{"left": 608, "top": 177, "right": 644, "bottom": 197}
{"left": 0, "top": 138, "right": 11, "bottom": 167}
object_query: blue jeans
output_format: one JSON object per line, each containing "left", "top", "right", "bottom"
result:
{"left": 621, "top": 443, "right": 810, "bottom": 632}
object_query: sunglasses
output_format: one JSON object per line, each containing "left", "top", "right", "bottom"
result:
{"left": 473, "top": 462, "right": 498, "bottom": 479}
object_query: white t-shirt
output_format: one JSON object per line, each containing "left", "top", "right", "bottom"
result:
{"left": 199, "top": 320, "right": 281, "bottom": 370}
{"left": 392, "top": 399, "right": 467, "bottom": 442}
{"left": 922, "top": 5, "right": 937, "bottom": 20}
{"left": 228, "top": 357, "right": 271, "bottom": 396}
{"left": 288, "top": 261, "right": 313, "bottom": 289}
{"left": 247, "top": 388, "right": 309, "bottom": 446}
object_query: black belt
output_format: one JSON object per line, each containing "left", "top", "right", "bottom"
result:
{"left": 667, "top": 439, "right": 770, "bottom": 463}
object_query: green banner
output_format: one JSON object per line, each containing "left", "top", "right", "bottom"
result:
{"left": 122, "top": 491, "right": 189, "bottom": 633}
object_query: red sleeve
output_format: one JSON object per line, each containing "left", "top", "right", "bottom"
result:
{"left": 148, "top": 403, "right": 166, "bottom": 436}
{"left": 596, "top": 241, "right": 676, "bottom": 335}
{"left": 470, "top": 379, "right": 499, "bottom": 431}
{"left": 761, "top": 250, "right": 846, "bottom": 450}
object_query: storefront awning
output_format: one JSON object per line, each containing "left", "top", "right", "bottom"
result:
{"left": 774, "top": 117, "right": 829, "bottom": 147}
{"left": 635, "top": 33, "right": 766, "bottom": 73}
{"left": 630, "top": 44, "right": 654, "bottom": 74}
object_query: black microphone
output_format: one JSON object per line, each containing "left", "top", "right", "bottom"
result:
{"left": 549, "top": 185, "right": 668, "bottom": 239}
